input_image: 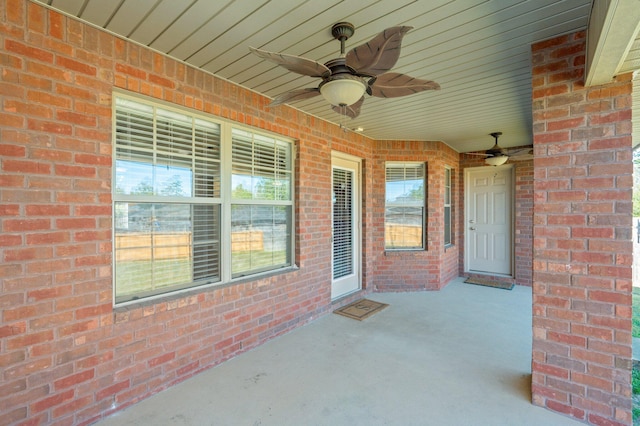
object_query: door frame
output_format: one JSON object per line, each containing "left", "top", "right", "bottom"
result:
{"left": 463, "top": 164, "right": 515, "bottom": 276}
{"left": 330, "top": 151, "right": 362, "bottom": 300}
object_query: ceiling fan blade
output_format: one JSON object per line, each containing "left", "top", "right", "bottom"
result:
{"left": 370, "top": 73, "right": 440, "bottom": 98}
{"left": 269, "top": 88, "right": 321, "bottom": 107}
{"left": 332, "top": 97, "right": 364, "bottom": 118}
{"left": 504, "top": 147, "right": 533, "bottom": 156}
{"left": 508, "top": 154, "right": 534, "bottom": 161}
{"left": 346, "top": 26, "right": 412, "bottom": 76}
{"left": 249, "top": 47, "right": 331, "bottom": 78}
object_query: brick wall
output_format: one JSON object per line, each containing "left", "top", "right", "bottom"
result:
{"left": 530, "top": 31, "right": 633, "bottom": 425}
{"left": 373, "top": 140, "right": 460, "bottom": 291}
{"left": 0, "top": 3, "right": 387, "bottom": 424}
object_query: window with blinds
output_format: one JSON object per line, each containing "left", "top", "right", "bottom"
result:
{"left": 332, "top": 167, "right": 353, "bottom": 279}
{"left": 444, "top": 167, "right": 453, "bottom": 246}
{"left": 230, "top": 129, "right": 292, "bottom": 277}
{"left": 113, "top": 95, "right": 293, "bottom": 304}
{"left": 384, "top": 162, "right": 426, "bottom": 250}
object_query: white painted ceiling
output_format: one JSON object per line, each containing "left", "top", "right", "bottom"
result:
{"left": 32, "top": 0, "right": 640, "bottom": 152}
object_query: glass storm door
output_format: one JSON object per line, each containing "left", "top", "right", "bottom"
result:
{"left": 331, "top": 155, "right": 361, "bottom": 299}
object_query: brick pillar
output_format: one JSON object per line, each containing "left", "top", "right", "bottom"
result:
{"left": 531, "top": 31, "right": 633, "bottom": 425}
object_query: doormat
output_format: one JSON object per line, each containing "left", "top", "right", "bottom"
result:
{"left": 464, "top": 277, "right": 514, "bottom": 290}
{"left": 334, "top": 299, "right": 389, "bottom": 321}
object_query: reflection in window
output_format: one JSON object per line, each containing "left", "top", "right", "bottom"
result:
{"left": 230, "top": 129, "right": 293, "bottom": 277}
{"left": 115, "top": 160, "right": 193, "bottom": 197}
{"left": 385, "top": 163, "right": 426, "bottom": 250}
{"left": 230, "top": 205, "right": 291, "bottom": 277}
{"left": 114, "top": 97, "right": 222, "bottom": 303}
{"left": 114, "top": 203, "right": 220, "bottom": 300}
{"left": 113, "top": 96, "right": 293, "bottom": 304}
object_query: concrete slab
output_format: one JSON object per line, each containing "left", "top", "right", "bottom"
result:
{"left": 95, "top": 278, "right": 583, "bottom": 426}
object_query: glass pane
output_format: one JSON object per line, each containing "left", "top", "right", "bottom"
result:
{"left": 230, "top": 205, "right": 291, "bottom": 277}
{"left": 115, "top": 99, "right": 154, "bottom": 158}
{"left": 193, "top": 204, "right": 220, "bottom": 282}
{"left": 115, "top": 202, "right": 220, "bottom": 303}
{"left": 385, "top": 164, "right": 424, "bottom": 205}
{"left": 333, "top": 168, "right": 353, "bottom": 279}
{"left": 385, "top": 206, "right": 424, "bottom": 249}
{"left": 444, "top": 206, "right": 451, "bottom": 246}
{"left": 155, "top": 159, "right": 193, "bottom": 197}
{"left": 115, "top": 98, "right": 221, "bottom": 200}
{"left": 115, "top": 160, "right": 154, "bottom": 195}
{"left": 231, "top": 128, "right": 292, "bottom": 201}
{"left": 385, "top": 163, "right": 425, "bottom": 249}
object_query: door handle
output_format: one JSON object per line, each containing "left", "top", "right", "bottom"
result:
{"left": 469, "top": 227, "right": 476, "bottom": 231}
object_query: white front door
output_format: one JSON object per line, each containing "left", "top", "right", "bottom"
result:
{"left": 331, "top": 153, "right": 361, "bottom": 299}
{"left": 465, "top": 166, "right": 513, "bottom": 275}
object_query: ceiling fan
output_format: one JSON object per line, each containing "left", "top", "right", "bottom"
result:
{"left": 471, "top": 132, "right": 533, "bottom": 166}
{"left": 249, "top": 22, "right": 440, "bottom": 118}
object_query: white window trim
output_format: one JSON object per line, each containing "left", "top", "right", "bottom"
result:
{"left": 384, "top": 161, "right": 426, "bottom": 251}
{"left": 444, "top": 166, "right": 452, "bottom": 247}
{"left": 111, "top": 91, "right": 296, "bottom": 306}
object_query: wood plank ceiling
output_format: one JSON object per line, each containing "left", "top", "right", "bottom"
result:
{"left": 31, "top": 0, "right": 637, "bottom": 152}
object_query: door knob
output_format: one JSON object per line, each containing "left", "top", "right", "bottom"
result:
{"left": 469, "top": 227, "right": 476, "bottom": 231}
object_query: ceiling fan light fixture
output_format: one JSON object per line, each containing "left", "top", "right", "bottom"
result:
{"left": 485, "top": 155, "right": 508, "bottom": 166}
{"left": 319, "top": 78, "right": 366, "bottom": 106}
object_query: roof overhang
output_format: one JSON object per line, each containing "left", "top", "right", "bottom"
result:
{"left": 585, "top": 0, "right": 640, "bottom": 86}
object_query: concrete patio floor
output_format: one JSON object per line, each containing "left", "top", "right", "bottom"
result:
{"left": 95, "top": 278, "right": 582, "bottom": 425}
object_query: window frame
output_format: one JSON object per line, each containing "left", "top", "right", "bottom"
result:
{"left": 112, "top": 92, "right": 296, "bottom": 306}
{"left": 384, "top": 161, "right": 426, "bottom": 251}
{"left": 444, "top": 166, "right": 453, "bottom": 247}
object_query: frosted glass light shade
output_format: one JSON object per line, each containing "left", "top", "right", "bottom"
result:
{"left": 320, "top": 78, "right": 366, "bottom": 106}
{"left": 485, "top": 155, "right": 508, "bottom": 166}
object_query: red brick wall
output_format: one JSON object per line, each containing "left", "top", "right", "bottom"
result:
{"left": 458, "top": 155, "right": 534, "bottom": 286}
{"left": 514, "top": 159, "right": 534, "bottom": 287}
{"left": 0, "top": 3, "right": 389, "bottom": 424}
{"left": 373, "top": 140, "right": 460, "bottom": 291}
{"left": 530, "top": 31, "right": 633, "bottom": 425}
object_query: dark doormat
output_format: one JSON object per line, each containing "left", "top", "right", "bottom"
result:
{"left": 464, "top": 277, "right": 514, "bottom": 290}
{"left": 334, "top": 299, "right": 389, "bottom": 321}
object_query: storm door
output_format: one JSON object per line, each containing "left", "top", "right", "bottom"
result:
{"left": 331, "top": 154, "right": 361, "bottom": 299}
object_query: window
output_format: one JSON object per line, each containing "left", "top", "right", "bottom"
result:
{"left": 444, "top": 167, "right": 452, "bottom": 246}
{"left": 384, "top": 162, "right": 426, "bottom": 250}
{"left": 113, "top": 95, "right": 293, "bottom": 304}
{"left": 230, "top": 129, "right": 292, "bottom": 277}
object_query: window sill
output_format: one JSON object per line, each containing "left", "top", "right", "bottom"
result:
{"left": 113, "top": 264, "right": 299, "bottom": 314}
{"left": 384, "top": 249, "right": 426, "bottom": 256}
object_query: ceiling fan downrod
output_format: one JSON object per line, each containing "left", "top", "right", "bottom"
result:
{"left": 331, "top": 22, "right": 355, "bottom": 55}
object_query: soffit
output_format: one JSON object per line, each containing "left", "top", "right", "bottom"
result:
{"left": 31, "top": 0, "right": 637, "bottom": 153}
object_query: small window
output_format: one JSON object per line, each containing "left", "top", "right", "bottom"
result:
{"left": 113, "top": 96, "right": 294, "bottom": 304}
{"left": 444, "top": 167, "right": 453, "bottom": 246}
{"left": 385, "top": 162, "right": 426, "bottom": 250}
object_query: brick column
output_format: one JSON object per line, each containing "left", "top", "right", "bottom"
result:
{"left": 531, "top": 31, "right": 633, "bottom": 425}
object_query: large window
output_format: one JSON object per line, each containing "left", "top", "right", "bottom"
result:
{"left": 384, "top": 162, "right": 426, "bottom": 250}
{"left": 444, "top": 167, "right": 453, "bottom": 246}
{"left": 113, "top": 95, "right": 293, "bottom": 304}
